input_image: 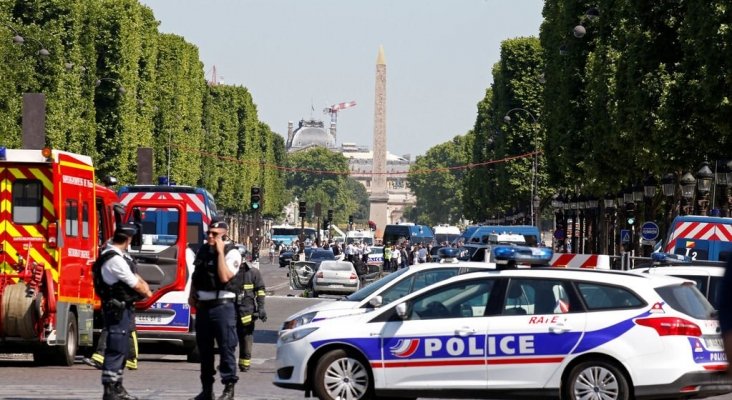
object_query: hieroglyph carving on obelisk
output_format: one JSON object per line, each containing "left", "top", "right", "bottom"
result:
{"left": 369, "top": 46, "right": 389, "bottom": 231}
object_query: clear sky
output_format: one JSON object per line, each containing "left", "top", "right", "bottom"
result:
{"left": 140, "top": 0, "right": 544, "bottom": 159}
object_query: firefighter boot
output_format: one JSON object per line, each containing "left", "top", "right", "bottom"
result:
{"left": 188, "top": 385, "right": 214, "bottom": 400}
{"left": 217, "top": 383, "right": 235, "bottom": 400}
{"left": 114, "top": 382, "right": 139, "bottom": 400}
{"left": 103, "top": 383, "right": 122, "bottom": 400}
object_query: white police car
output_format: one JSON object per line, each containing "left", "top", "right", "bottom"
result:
{"left": 281, "top": 246, "right": 551, "bottom": 331}
{"left": 632, "top": 253, "right": 724, "bottom": 309}
{"left": 274, "top": 267, "right": 730, "bottom": 400}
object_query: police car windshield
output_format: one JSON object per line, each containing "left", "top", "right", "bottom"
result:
{"left": 344, "top": 267, "right": 410, "bottom": 302}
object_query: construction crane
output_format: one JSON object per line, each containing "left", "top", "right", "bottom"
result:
{"left": 323, "top": 100, "right": 357, "bottom": 124}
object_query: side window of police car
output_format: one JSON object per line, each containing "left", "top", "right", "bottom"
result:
{"left": 503, "top": 279, "right": 572, "bottom": 315}
{"left": 577, "top": 282, "right": 644, "bottom": 310}
{"left": 407, "top": 279, "right": 495, "bottom": 320}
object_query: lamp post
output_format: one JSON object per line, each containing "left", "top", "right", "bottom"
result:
{"left": 695, "top": 161, "right": 714, "bottom": 216}
{"left": 642, "top": 175, "right": 657, "bottom": 256}
{"left": 551, "top": 194, "right": 566, "bottom": 252}
{"left": 586, "top": 196, "right": 599, "bottom": 253}
{"left": 661, "top": 172, "right": 676, "bottom": 235}
{"left": 577, "top": 195, "right": 586, "bottom": 253}
{"left": 503, "top": 108, "right": 540, "bottom": 228}
{"left": 568, "top": 196, "right": 578, "bottom": 253}
{"left": 603, "top": 195, "right": 616, "bottom": 256}
{"left": 1, "top": 22, "right": 25, "bottom": 45}
{"left": 679, "top": 172, "right": 696, "bottom": 216}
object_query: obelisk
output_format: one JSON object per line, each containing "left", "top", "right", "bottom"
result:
{"left": 369, "top": 46, "right": 389, "bottom": 234}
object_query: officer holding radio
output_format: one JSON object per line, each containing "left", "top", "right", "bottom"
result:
{"left": 95, "top": 223, "right": 152, "bottom": 400}
{"left": 188, "top": 220, "right": 241, "bottom": 400}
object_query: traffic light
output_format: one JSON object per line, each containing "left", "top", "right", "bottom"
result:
{"left": 322, "top": 220, "right": 329, "bottom": 230}
{"left": 298, "top": 201, "right": 307, "bottom": 218}
{"left": 250, "top": 187, "right": 261, "bottom": 210}
{"left": 348, "top": 215, "right": 354, "bottom": 225}
{"left": 327, "top": 209, "right": 333, "bottom": 222}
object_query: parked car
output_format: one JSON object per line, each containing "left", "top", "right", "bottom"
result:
{"left": 279, "top": 249, "right": 295, "bottom": 268}
{"left": 307, "top": 249, "right": 336, "bottom": 269}
{"left": 275, "top": 267, "right": 730, "bottom": 400}
{"left": 311, "top": 260, "right": 360, "bottom": 297}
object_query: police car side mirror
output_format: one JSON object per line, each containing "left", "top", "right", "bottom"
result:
{"left": 395, "top": 302, "right": 408, "bottom": 319}
{"left": 369, "top": 295, "right": 383, "bottom": 308}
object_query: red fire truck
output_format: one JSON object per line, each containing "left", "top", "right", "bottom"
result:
{"left": 0, "top": 147, "right": 122, "bottom": 365}
{"left": 0, "top": 147, "right": 191, "bottom": 365}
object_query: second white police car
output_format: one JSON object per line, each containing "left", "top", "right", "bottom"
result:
{"left": 274, "top": 265, "right": 731, "bottom": 400}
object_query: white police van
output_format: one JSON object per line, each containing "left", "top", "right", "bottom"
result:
{"left": 275, "top": 256, "right": 730, "bottom": 400}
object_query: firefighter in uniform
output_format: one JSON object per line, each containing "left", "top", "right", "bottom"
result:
{"left": 188, "top": 220, "right": 241, "bottom": 400}
{"left": 97, "top": 224, "right": 152, "bottom": 400}
{"left": 236, "top": 260, "right": 267, "bottom": 372}
{"left": 84, "top": 242, "right": 139, "bottom": 371}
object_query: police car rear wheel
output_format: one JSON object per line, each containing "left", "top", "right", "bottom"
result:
{"left": 312, "top": 349, "right": 373, "bottom": 400}
{"left": 563, "top": 360, "right": 630, "bottom": 400}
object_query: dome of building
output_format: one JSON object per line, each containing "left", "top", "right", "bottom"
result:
{"left": 289, "top": 119, "right": 336, "bottom": 149}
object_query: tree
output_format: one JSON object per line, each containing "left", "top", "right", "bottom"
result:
{"left": 286, "top": 148, "right": 358, "bottom": 225}
{"left": 407, "top": 134, "right": 472, "bottom": 226}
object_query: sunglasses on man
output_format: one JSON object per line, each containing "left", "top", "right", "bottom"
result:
{"left": 206, "top": 231, "right": 223, "bottom": 237}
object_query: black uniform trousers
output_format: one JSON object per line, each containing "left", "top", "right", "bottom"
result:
{"left": 101, "top": 303, "right": 133, "bottom": 384}
{"left": 195, "top": 300, "right": 238, "bottom": 386}
{"left": 236, "top": 318, "right": 255, "bottom": 364}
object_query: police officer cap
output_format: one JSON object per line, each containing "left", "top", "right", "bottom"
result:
{"left": 114, "top": 222, "right": 138, "bottom": 239}
{"left": 210, "top": 220, "right": 229, "bottom": 230}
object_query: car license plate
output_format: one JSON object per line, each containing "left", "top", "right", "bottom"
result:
{"left": 704, "top": 336, "right": 724, "bottom": 350}
{"left": 329, "top": 284, "right": 343, "bottom": 288}
{"left": 136, "top": 314, "right": 163, "bottom": 324}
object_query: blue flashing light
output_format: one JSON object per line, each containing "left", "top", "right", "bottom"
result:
{"left": 493, "top": 245, "right": 553, "bottom": 266}
{"left": 158, "top": 176, "right": 169, "bottom": 185}
{"left": 650, "top": 252, "right": 690, "bottom": 264}
{"left": 0, "top": 146, "right": 6, "bottom": 161}
{"left": 438, "top": 247, "right": 460, "bottom": 259}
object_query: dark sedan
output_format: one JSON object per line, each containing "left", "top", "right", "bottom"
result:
{"left": 279, "top": 250, "right": 295, "bottom": 268}
{"left": 308, "top": 249, "right": 336, "bottom": 269}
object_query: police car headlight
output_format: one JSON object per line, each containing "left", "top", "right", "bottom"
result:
{"left": 282, "top": 312, "right": 318, "bottom": 330}
{"left": 280, "top": 327, "right": 318, "bottom": 344}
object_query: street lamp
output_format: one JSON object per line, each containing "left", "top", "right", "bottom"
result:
{"left": 503, "top": 107, "right": 540, "bottom": 228}
{"left": 604, "top": 195, "right": 616, "bottom": 256}
{"left": 661, "top": 172, "right": 676, "bottom": 237}
{"left": 1, "top": 22, "right": 25, "bottom": 45}
{"left": 696, "top": 161, "right": 714, "bottom": 216}
{"left": 679, "top": 172, "right": 696, "bottom": 216}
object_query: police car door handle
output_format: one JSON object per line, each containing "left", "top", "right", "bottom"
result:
{"left": 455, "top": 327, "right": 476, "bottom": 337}
{"left": 549, "top": 324, "right": 570, "bottom": 334}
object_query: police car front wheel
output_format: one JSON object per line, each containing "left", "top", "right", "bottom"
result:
{"left": 562, "top": 359, "right": 630, "bottom": 400}
{"left": 312, "top": 349, "right": 373, "bottom": 400}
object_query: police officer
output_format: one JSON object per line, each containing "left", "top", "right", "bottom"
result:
{"left": 97, "top": 223, "right": 152, "bottom": 400}
{"left": 235, "top": 260, "right": 266, "bottom": 372}
{"left": 188, "top": 220, "right": 241, "bottom": 400}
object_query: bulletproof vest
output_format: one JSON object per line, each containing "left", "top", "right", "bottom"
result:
{"left": 192, "top": 242, "right": 239, "bottom": 292}
{"left": 93, "top": 250, "right": 141, "bottom": 303}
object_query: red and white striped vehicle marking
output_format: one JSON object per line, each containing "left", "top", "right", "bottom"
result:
{"left": 119, "top": 192, "right": 212, "bottom": 226}
{"left": 665, "top": 221, "right": 732, "bottom": 252}
{"left": 550, "top": 253, "right": 610, "bottom": 269}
